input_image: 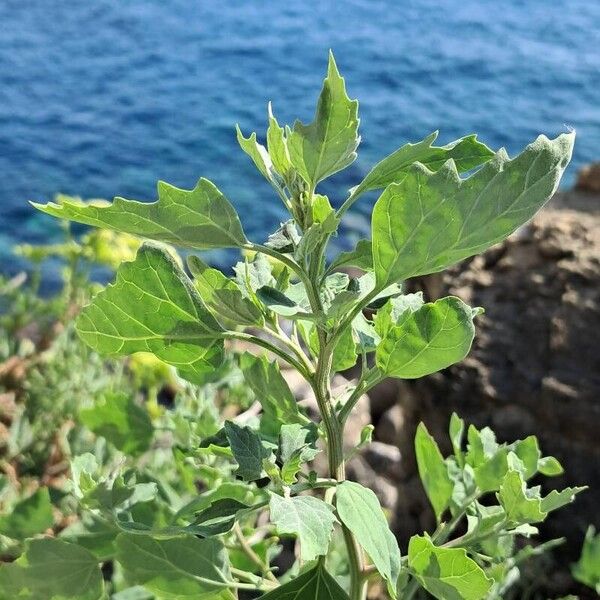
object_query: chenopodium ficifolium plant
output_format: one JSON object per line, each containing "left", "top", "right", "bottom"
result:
{"left": 12, "top": 52, "right": 581, "bottom": 600}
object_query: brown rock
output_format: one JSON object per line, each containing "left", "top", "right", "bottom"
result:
{"left": 362, "top": 441, "right": 403, "bottom": 481}
{"left": 575, "top": 162, "right": 600, "bottom": 193}
{"left": 396, "top": 194, "right": 600, "bottom": 583}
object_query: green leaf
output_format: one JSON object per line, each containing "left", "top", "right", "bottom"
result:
{"left": 288, "top": 52, "right": 360, "bottom": 187}
{"left": 572, "top": 526, "right": 600, "bottom": 593}
{"left": 60, "top": 515, "right": 119, "bottom": 561}
{"left": 465, "top": 425, "right": 499, "bottom": 468}
{"left": 76, "top": 244, "right": 224, "bottom": 384}
{"left": 79, "top": 392, "right": 153, "bottom": 456}
{"left": 329, "top": 239, "right": 373, "bottom": 272}
{"left": 265, "top": 221, "right": 301, "bottom": 253}
{"left": 239, "top": 353, "right": 301, "bottom": 425}
{"left": 336, "top": 481, "right": 401, "bottom": 596}
{"left": 537, "top": 455, "right": 564, "bottom": 476}
{"left": 373, "top": 292, "right": 424, "bottom": 339}
{"left": 511, "top": 436, "right": 541, "bottom": 480}
{"left": 173, "top": 482, "right": 254, "bottom": 522}
{"left": 473, "top": 448, "right": 509, "bottom": 493}
{"left": 541, "top": 486, "right": 586, "bottom": 513}
{"left": 269, "top": 493, "right": 337, "bottom": 561}
{"left": 258, "top": 563, "right": 349, "bottom": 600}
{"left": 188, "top": 256, "right": 263, "bottom": 326}
{"left": 115, "top": 533, "right": 234, "bottom": 599}
{"left": 330, "top": 326, "right": 358, "bottom": 372}
{"left": 372, "top": 132, "right": 574, "bottom": 286}
{"left": 234, "top": 253, "right": 276, "bottom": 296}
{"left": 279, "top": 424, "right": 317, "bottom": 463}
{"left": 0, "top": 538, "right": 104, "bottom": 600}
{"left": 0, "top": 487, "right": 54, "bottom": 540}
{"left": 33, "top": 178, "right": 247, "bottom": 249}
{"left": 256, "top": 286, "right": 312, "bottom": 319}
{"left": 497, "top": 470, "right": 546, "bottom": 525}
{"left": 224, "top": 421, "right": 270, "bottom": 481}
{"left": 267, "top": 103, "right": 293, "bottom": 178}
{"left": 279, "top": 424, "right": 319, "bottom": 484}
{"left": 449, "top": 413, "right": 465, "bottom": 464}
{"left": 408, "top": 535, "right": 492, "bottom": 600}
{"left": 192, "top": 498, "right": 250, "bottom": 537}
{"left": 237, "top": 125, "right": 277, "bottom": 184}
{"left": 415, "top": 423, "right": 453, "bottom": 522}
{"left": 376, "top": 297, "right": 477, "bottom": 379}
{"left": 353, "top": 131, "right": 494, "bottom": 197}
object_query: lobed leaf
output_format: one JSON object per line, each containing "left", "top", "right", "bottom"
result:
{"left": 33, "top": 178, "right": 247, "bottom": 249}
{"left": 239, "top": 353, "right": 302, "bottom": 425}
{"left": 224, "top": 421, "right": 270, "bottom": 482}
{"left": 188, "top": 256, "right": 263, "bottom": 327}
{"left": 353, "top": 131, "right": 494, "bottom": 197}
{"left": 0, "top": 487, "right": 54, "bottom": 540}
{"left": 288, "top": 52, "right": 360, "bottom": 187}
{"left": 541, "top": 486, "right": 586, "bottom": 513}
{"left": 572, "top": 526, "right": 600, "bottom": 593}
{"left": 269, "top": 493, "right": 337, "bottom": 562}
{"left": 191, "top": 498, "right": 250, "bottom": 537}
{"left": 408, "top": 535, "right": 492, "bottom": 600}
{"left": 372, "top": 132, "right": 574, "bottom": 286}
{"left": 267, "top": 103, "right": 293, "bottom": 178}
{"left": 75, "top": 244, "right": 224, "bottom": 384}
{"left": 497, "top": 470, "right": 546, "bottom": 525}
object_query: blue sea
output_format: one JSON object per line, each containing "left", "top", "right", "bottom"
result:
{"left": 1, "top": 1, "right": 599, "bottom": 280}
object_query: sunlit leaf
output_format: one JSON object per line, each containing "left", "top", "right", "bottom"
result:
{"left": 572, "top": 526, "right": 600, "bottom": 593}
{"left": 188, "top": 256, "right": 263, "bottom": 326}
{"left": 288, "top": 52, "right": 359, "bottom": 187}
{"left": 376, "top": 297, "right": 478, "bottom": 379}
{"left": 415, "top": 423, "right": 453, "bottom": 522}
{"left": 372, "top": 133, "right": 574, "bottom": 286}
{"left": 33, "top": 178, "right": 247, "bottom": 249}
{"left": 497, "top": 470, "right": 546, "bottom": 525}
{"left": 541, "top": 486, "right": 586, "bottom": 513}
{"left": 353, "top": 131, "right": 494, "bottom": 197}
{"left": 336, "top": 481, "right": 401, "bottom": 597}
{"left": 76, "top": 244, "right": 224, "bottom": 384}
{"left": 408, "top": 535, "right": 492, "bottom": 600}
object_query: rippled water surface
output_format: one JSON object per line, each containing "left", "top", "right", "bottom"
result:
{"left": 1, "top": 1, "right": 598, "bottom": 276}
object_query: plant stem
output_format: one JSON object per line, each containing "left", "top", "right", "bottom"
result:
{"left": 308, "top": 300, "right": 367, "bottom": 600}
{"left": 223, "top": 331, "right": 311, "bottom": 379}
{"left": 233, "top": 522, "right": 279, "bottom": 584}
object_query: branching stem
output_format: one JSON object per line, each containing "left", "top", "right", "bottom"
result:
{"left": 233, "top": 522, "right": 279, "bottom": 584}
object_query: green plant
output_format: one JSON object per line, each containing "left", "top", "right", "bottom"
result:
{"left": 5, "top": 52, "right": 583, "bottom": 599}
{"left": 572, "top": 526, "right": 600, "bottom": 594}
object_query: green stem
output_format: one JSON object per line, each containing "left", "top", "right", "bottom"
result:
{"left": 223, "top": 331, "right": 311, "bottom": 379}
{"left": 233, "top": 522, "right": 279, "bottom": 584}
{"left": 294, "top": 235, "right": 367, "bottom": 600}
{"left": 338, "top": 369, "right": 383, "bottom": 425}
